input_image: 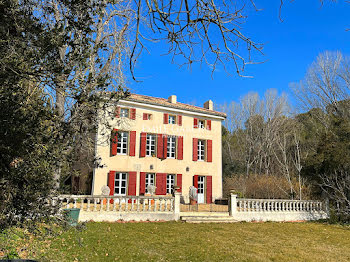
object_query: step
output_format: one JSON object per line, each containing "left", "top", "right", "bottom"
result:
{"left": 181, "top": 216, "right": 238, "bottom": 223}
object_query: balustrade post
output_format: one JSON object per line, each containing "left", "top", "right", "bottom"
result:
{"left": 229, "top": 193, "right": 237, "bottom": 216}
{"left": 174, "top": 192, "right": 181, "bottom": 221}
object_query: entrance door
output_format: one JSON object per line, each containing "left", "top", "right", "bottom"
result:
{"left": 197, "top": 176, "right": 205, "bottom": 203}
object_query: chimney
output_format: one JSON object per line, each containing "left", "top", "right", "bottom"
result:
{"left": 204, "top": 100, "right": 213, "bottom": 110}
{"left": 168, "top": 95, "right": 177, "bottom": 104}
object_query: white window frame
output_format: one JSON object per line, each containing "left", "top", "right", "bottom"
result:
{"left": 117, "top": 131, "right": 128, "bottom": 155}
{"left": 198, "top": 140, "right": 205, "bottom": 161}
{"left": 167, "top": 174, "right": 175, "bottom": 194}
{"left": 145, "top": 173, "right": 155, "bottom": 193}
{"left": 114, "top": 172, "right": 127, "bottom": 196}
{"left": 146, "top": 134, "right": 156, "bottom": 157}
{"left": 120, "top": 108, "right": 129, "bottom": 118}
{"left": 167, "top": 136, "right": 176, "bottom": 158}
{"left": 198, "top": 120, "right": 205, "bottom": 129}
{"left": 168, "top": 115, "right": 176, "bottom": 124}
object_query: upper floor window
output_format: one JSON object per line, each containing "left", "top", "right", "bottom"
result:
{"left": 198, "top": 139, "right": 205, "bottom": 161}
{"left": 143, "top": 113, "right": 152, "bottom": 120}
{"left": 198, "top": 120, "right": 205, "bottom": 129}
{"left": 168, "top": 115, "right": 176, "bottom": 124}
{"left": 167, "top": 136, "right": 176, "bottom": 158}
{"left": 145, "top": 173, "right": 155, "bottom": 193}
{"left": 117, "top": 131, "right": 128, "bottom": 155}
{"left": 167, "top": 174, "right": 175, "bottom": 194}
{"left": 120, "top": 108, "right": 129, "bottom": 117}
{"left": 146, "top": 134, "right": 156, "bottom": 157}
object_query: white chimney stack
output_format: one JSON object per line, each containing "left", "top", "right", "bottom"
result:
{"left": 168, "top": 95, "right": 177, "bottom": 104}
{"left": 204, "top": 100, "right": 213, "bottom": 110}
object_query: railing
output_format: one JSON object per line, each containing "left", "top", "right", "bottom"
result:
{"left": 236, "top": 198, "right": 326, "bottom": 212}
{"left": 56, "top": 195, "right": 175, "bottom": 213}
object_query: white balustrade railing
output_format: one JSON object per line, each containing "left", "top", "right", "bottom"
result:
{"left": 56, "top": 195, "right": 175, "bottom": 213}
{"left": 236, "top": 198, "right": 326, "bottom": 213}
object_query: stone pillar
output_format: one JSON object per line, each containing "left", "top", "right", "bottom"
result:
{"left": 174, "top": 192, "right": 181, "bottom": 221}
{"left": 229, "top": 191, "right": 237, "bottom": 217}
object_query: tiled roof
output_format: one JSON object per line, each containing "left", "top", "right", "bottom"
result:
{"left": 123, "top": 93, "right": 226, "bottom": 118}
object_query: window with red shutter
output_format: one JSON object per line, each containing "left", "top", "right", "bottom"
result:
{"left": 128, "top": 172, "right": 137, "bottom": 196}
{"left": 139, "top": 172, "right": 146, "bottom": 195}
{"left": 192, "top": 138, "right": 198, "bottom": 161}
{"left": 130, "top": 108, "right": 136, "bottom": 120}
{"left": 110, "top": 129, "right": 118, "bottom": 156}
{"left": 206, "top": 120, "right": 211, "bottom": 130}
{"left": 178, "top": 115, "right": 182, "bottom": 126}
{"left": 129, "top": 131, "right": 136, "bottom": 156}
{"left": 140, "top": 132, "right": 147, "bottom": 157}
{"left": 163, "top": 135, "right": 168, "bottom": 159}
{"left": 177, "top": 136, "right": 183, "bottom": 160}
{"left": 207, "top": 140, "right": 212, "bottom": 162}
{"left": 206, "top": 176, "right": 212, "bottom": 203}
{"left": 193, "top": 175, "right": 199, "bottom": 189}
{"left": 176, "top": 174, "right": 182, "bottom": 192}
{"left": 157, "top": 134, "right": 163, "bottom": 159}
{"left": 143, "top": 113, "right": 147, "bottom": 120}
{"left": 155, "top": 173, "right": 167, "bottom": 195}
{"left": 163, "top": 113, "right": 168, "bottom": 124}
{"left": 108, "top": 171, "right": 116, "bottom": 195}
{"left": 194, "top": 118, "right": 198, "bottom": 128}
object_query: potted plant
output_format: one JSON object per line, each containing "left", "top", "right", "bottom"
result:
{"left": 189, "top": 186, "right": 198, "bottom": 205}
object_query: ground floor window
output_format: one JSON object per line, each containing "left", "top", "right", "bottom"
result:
{"left": 114, "top": 172, "right": 127, "bottom": 195}
{"left": 146, "top": 173, "right": 155, "bottom": 193}
{"left": 167, "top": 174, "right": 175, "bottom": 194}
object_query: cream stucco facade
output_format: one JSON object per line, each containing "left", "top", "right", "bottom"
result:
{"left": 92, "top": 94, "right": 225, "bottom": 203}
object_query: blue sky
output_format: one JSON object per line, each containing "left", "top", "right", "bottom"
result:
{"left": 129, "top": 1, "right": 350, "bottom": 108}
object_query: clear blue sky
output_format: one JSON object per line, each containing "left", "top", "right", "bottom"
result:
{"left": 129, "top": 1, "right": 350, "bottom": 108}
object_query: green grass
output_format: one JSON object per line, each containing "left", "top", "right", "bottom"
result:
{"left": 1, "top": 222, "right": 350, "bottom": 261}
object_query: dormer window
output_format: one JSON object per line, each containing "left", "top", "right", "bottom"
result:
{"left": 120, "top": 108, "right": 129, "bottom": 117}
{"left": 168, "top": 115, "right": 176, "bottom": 124}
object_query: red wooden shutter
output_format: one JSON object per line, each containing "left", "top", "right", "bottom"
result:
{"left": 108, "top": 171, "right": 116, "bottom": 196}
{"left": 157, "top": 134, "right": 163, "bottom": 158}
{"left": 178, "top": 115, "right": 182, "bottom": 126}
{"left": 207, "top": 140, "right": 212, "bottom": 162}
{"left": 163, "top": 113, "right": 168, "bottom": 124}
{"left": 193, "top": 118, "right": 198, "bottom": 128}
{"left": 140, "top": 172, "right": 146, "bottom": 195}
{"left": 163, "top": 135, "right": 168, "bottom": 159}
{"left": 130, "top": 108, "right": 136, "bottom": 120}
{"left": 111, "top": 129, "right": 118, "bottom": 156}
{"left": 206, "top": 176, "right": 212, "bottom": 203}
{"left": 177, "top": 136, "right": 183, "bottom": 160}
{"left": 143, "top": 113, "right": 148, "bottom": 120}
{"left": 193, "top": 175, "right": 199, "bottom": 189}
{"left": 115, "top": 107, "right": 121, "bottom": 118}
{"left": 129, "top": 131, "right": 136, "bottom": 156}
{"left": 206, "top": 120, "right": 211, "bottom": 130}
{"left": 177, "top": 174, "right": 182, "bottom": 192}
{"left": 140, "top": 132, "right": 147, "bottom": 157}
{"left": 192, "top": 138, "right": 198, "bottom": 161}
{"left": 128, "top": 172, "right": 137, "bottom": 195}
{"left": 156, "top": 173, "right": 167, "bottom": 195}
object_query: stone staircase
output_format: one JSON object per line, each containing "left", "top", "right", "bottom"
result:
{"left": 180, "top": 212, "right": 238, "bottom": 223}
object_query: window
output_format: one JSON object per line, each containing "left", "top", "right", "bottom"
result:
{"left": 146, "top": 134, "right": 156, "bottom": 157}
{"left": 114, "top": 172, "right": 127, "bottom": 196}
{"left": 120, "top": 108, "right": 129, "bottom": 117}
{"left": 167, "top": 136, "right": 176, "bottom": 158}
{"left": 143, "top": 113, "right": 152, "bottom": 120}
{"left": 198, "top": 140, "right": 205, "bottom": 161}
{"left": 117, "top": 131, "right": 128, "bottom": 155}
{"left": 168, "top": 115, "right": 176, "bottom": 124}
{"left": 145, "top": 173, "right": 155, "bottom": 193}
{"left": 167, "top": 174, "right": 175, "bottom": 194}
{"left": 198, "top": 120, "right": 205, "bottom": 129}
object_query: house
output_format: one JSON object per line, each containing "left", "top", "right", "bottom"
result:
{"left": 92, "top": 94, "right": 226, "bottom": 203}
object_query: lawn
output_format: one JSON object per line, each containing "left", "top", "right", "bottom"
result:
{"left": 1, "top": 222, "right": 350, "bottom": 261}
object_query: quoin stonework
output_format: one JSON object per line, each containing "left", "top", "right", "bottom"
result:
{"left": 92, "top": 94, "right": 226, "bottom": 203}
